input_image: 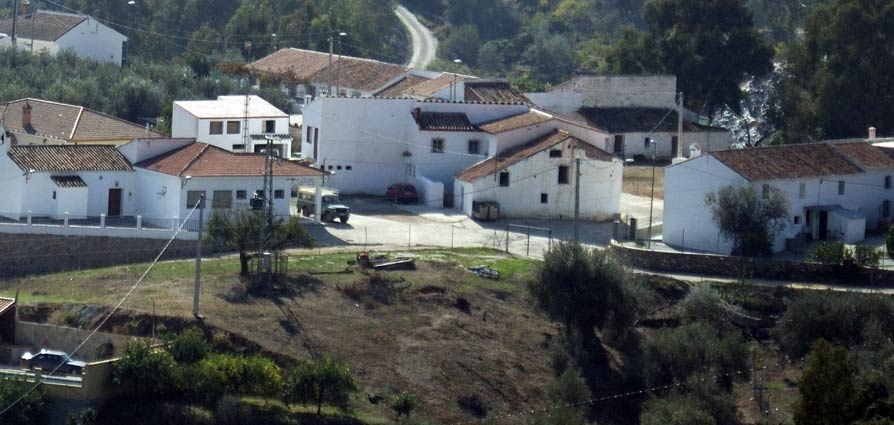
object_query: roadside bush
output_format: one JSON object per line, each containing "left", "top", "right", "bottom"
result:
{"left": 190, "top": 354, "right": 283, "bottom": 402}
{"left": 0, "top": 378, "right": 45, "bottom": 425}
{"left": 640, "top": 392, "right": 715, "bottom": 425}
{"left": 642, "top": 322, "right": 748, "bottom": 389}
{"left": 774, "top": 292, "right": 894, "bottom": 357}
{"left": 526, "top": 367, "right": 592, "bottom": 425}
{"left": 855, "top": 245, "right": 883, "bottom": 269}
{"left": 887, "top": 225, "right": 894, "bottom": 259}
{"left": 807, "top": 241, "right": 849, "bottom": 265}
{"left": 679, "top": 285, "right": 739, "bottom": 332}
{"left": 168, "top": 328, "right": 211, "bottom": 364}
{"left": 390, "top": 391, "right": 417, "bottom": 418}
{"left": 283, "top": 356, "right": 357, "bottom": 415}
{"left": 114, "top": 340, "right": 177, "bottom": 397}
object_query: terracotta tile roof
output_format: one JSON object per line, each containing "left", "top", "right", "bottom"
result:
{"left": 478, "top": 111, "right": 554, "bottom": 134}
{"left": 249, "top": 48, "right": 408, "bottom": 92}
{"left": 417, "top": 112, "right": 476, "bottom": 132}
{"left": 829, "top": 142, "right": 894, "bottom": 169}
{"left": 51, "top": 175, "right": 88, "bottom": 188}
{"left": 575, "top": 107, "right": 728, "bottom": 133}
{"left": 464, "top": 81, "right": 530, "bottom": 104}
{"left": 405, "top": 73, "right": 472, "bottom": 97}
{"left": 376, "top": 75, "right": 431, "bottom": 97}
{"left": 248, "top": 48, "right": 332, "bottom": 80}
{"left": 456, "top": 130, "right": 611, "bottom": 182}
{"left": 0, "top": 11, "right": 86, "bottom": 42}
{"left": 310, "top": 58, "right": 409, "bottom": 93}
{"left": 710, "top": 142, "right": 874, "bottom": 181}
{"left": 0, "top": 297, "right": 14, "bottom": 316}
{"left": 137, "top": 143, "right": 325, "bottom": 178}
{"left": 0, "top": 98, "right": 164, "bottom": 143}
{"left": 8, "top": 145, "right": 133, "bottom": 172}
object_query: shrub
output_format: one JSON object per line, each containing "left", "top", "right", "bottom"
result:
{"left": 190, "top": 354, "right": 283, "bottom": 402}
{"left": 114, "top": 340, "right": 177, "bottom": 397}
{"left": 214, "top": 395, "right": 249, "bottom": 425}
{"left": 807, "top": 241, "right": 848, "bottom": 265}
{"left": 390, "top": 391, "right": 417, "bottom": 418}
{"left": 774, "top": 292, "right": 894, "bottom": 357}
{"left": 887, "top": 225, "right": 894, "bottom": 259}
{"left": 640, "top": 392, "right": 715, "bottom": 425}
{"left": 283, "top": 356, "right": 357, "bottom": 415}
{"left": 793, "top": 340, "right": 859, "bottom": 425}
{"left": 0, "top": 378, "right": 45, "bottom": 425}
{"left": 457, "top": 394, "right": 488, "bottom": 418}
{"left": 168, "top": 328, "right": 210, "bottom": 364}
{"left": 642, "top": 322, "right": 748, "bottom": 389}
{"left": 679, "top": 285, "right": 739, "bottom": 332}
{"left": 854, "top": 245, "right": 882, "bottom": 269}
{"left": 66, "top": 408, "right": 97, "bottom": 425}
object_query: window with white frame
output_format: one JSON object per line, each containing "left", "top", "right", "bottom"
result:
{"left": 209, "top": 121, "right": 223, "bottom": 135}
{"left": 226, "top": 121, "right": 241, "bottom": 134}
{"left": 432, "top": 138, "right": 445, "bottom": 153}
{"left": 468, "top": 139, "right": 481, "bottom": 155}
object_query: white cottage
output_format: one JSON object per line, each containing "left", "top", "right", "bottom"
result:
{"left": 0, "top": 133, "right": 136, "bottom": 220}
{"left": 171, "top": 95, "right": 293, "bottom": 158}
{"left": 454, "top": 130, "right": 622, "bottom": 220}
{"left": 0, "top": 9, "right": 127, "bottom": 65}
{"left": 663, "top": 141, "right": 894, "bottom": 254}
{"left": 133, "top": 142, "right": 324, "bottom": 223}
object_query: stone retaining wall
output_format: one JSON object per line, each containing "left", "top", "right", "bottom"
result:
{"left": 0, "top": 234, "right": 203, "bottom": 278}
{"left": 610, "top": 241, "right": 894, "bottom": 285}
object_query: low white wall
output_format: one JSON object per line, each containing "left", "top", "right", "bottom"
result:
{"left": 0, "top": 222, "right": 197, "bottom": 240}
{"left": 410, "top": 175, "right": 444, "bottom": 208}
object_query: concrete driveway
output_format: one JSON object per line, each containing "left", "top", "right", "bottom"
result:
{"left": 301, "top": 196, "right": 613, "bottom": 258}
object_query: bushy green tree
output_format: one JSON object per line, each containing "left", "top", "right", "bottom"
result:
{"left": 640, "top": 392, "right": 716, "bottom": 425}
{"left": 705, "top": 185, "right": 788, "bottom": 256}
{"left": 190, "top": 354, "right": 283, "bottom": 402}
{"left": 775, "top": 0, "right": 894, "bottom": 142}
{"left": 168, "top": 328, "right": 211, "bottom": 364}
{"left": 529, "top": 242, "right": 636, "bottom": 341}
{"left": 114, "top": 340, "right": 177, "bottom": 397}
{"left": 207, "top": 210, "right": 313, "bottom": 277}
{"left": 679, "top": 285, "right": 739, "bottom": 333}
{"left": 794, "top": 339, "right": 860, "bottom": 425}
{"left": 606, "top": 0, "right": 773, "bottom": 114}
{"left": 283, "top": 356, "right": 357, "bottom": 414}
{"left": 0, "top": 379, "right": 45, "bottom": 425}
{"left": 642, "top": 322, "right": 748, "bottom": 389}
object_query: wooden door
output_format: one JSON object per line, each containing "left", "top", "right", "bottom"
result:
{"left": 108, "top": 188, "right": 122, "bottom": 217}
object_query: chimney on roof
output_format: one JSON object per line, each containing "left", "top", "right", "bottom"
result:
{"left": 869, "top": 126, "right": 877, "bottom": 140}
{"left": 410, "top": 107, "right": 421, "bottom": 123}
{"left": 22, "top": 101, "right": 32, "bottom": 129}
{"left": 21, "top": 0, "right": 31, "bottom": 16}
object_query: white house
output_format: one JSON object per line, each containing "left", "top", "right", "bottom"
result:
{"left": 663, "top": 141, "right": 894, "bottom": 255}
{"left": 0, "top": 98, "right": 165, "bottom": 146}
{"left": 0, "top": 9, "right": 127, "bottom": 66}
{"left": 455, "top": 130, "right": 622, "bottom": 220}
{"left": 171, "top": 95, "right": 293, "bottom": 158}
{"left": 527, "top": 75, "right": 732, "bottom": 160}
{"left": 132, "top": 141, "right": 324, "bottom": 223}
{"left": 0, "top": 128, "right": 137, "bottom": 221}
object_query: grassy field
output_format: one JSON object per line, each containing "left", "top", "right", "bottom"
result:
{"left": 623, "top": 165, "right": 665, "bottom": 199}
{"left": 1, "top": 248, "right": 552, "bottom": 424}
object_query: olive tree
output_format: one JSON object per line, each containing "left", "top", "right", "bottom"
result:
{"left": 206, "top": 209, "right": 313, "bottom": 277}
{"left": 283, "top": 356, "right": 357, "bottom": 415}
{"left": 705, "top": 185, "right": 788, "bottom": 257}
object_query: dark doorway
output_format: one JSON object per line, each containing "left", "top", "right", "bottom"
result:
{"left": 108, "top": 188, "right": 122, "bottom": 217}
{"left": 613, "top": 135, "right": 624, "bottom": 155}
{"left": 818, "top": 210, "right": 829, "bottom": 240}
{"left": 671, "top": 136, "right": 679, "bottom": 157}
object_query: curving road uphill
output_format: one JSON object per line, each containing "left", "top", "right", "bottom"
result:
{"left": 395, "top": 5, "right": 438, "bottom": 68}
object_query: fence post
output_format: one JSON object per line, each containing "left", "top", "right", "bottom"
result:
{"left": 100, "top": 214, "right": 106, "bottom": 228}
{"left": 526, "top": 226, "right": 531, "bottom": 257}
{"left": 26, "top": 211, "right": 32, "bottom": 226}
{"left": 63, "top": 212, "right": 69, "bottom": 227}
{"left": 505, "top": 224, "right": 510, "bottom": 253}
{"left": 137, "top": 215, "right": 143, "bottom": 230}
{"left": 173, "top": 216, "right": 179, "bottom": 231}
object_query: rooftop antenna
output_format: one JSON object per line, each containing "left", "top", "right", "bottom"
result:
{"left": 242, "top": 94, "right": 250, "bottom": 149}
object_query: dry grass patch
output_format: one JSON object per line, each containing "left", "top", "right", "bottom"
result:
{"left": 623, "top": 165, "right": 665, "bottom": 199}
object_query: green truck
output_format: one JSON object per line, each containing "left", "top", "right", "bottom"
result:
{"left": 296, "top": 187, "right": 351, "bottom": 223}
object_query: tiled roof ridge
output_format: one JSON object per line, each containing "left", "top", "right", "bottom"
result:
{"left": 73, "top": 107, "right": 165, "bottom": 139}
{"left": 178, "top": 143, "right": 212, "bottom": 176}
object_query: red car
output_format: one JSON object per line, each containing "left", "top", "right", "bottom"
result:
{"left": 386, "top": 183, "right": 418, "bottom": 204}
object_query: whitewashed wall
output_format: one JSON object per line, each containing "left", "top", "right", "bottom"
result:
{"left": 56, "top": 18, "right": 126, "bottom": 65}
{"left": 171, "top": 106, "right": 291, "bottom": 157}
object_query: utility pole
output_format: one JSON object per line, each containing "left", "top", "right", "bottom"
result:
{"left": 11, "top": 0, "right": 19, "bottom": 52}
{"left": 335, "top": 32, "right": 346, "bottom": 95}
{"left": 676, "top": 92, "right": 684, "bottom": 158}
{"left": 647, "top": 140, "right": 657, "bottom": 248}
{"left": 193, "top": 193, "right": 204, "bottom": 318}
{"left": 574, "top": 156, "right": 581, "bottom": 242}
{"left": 327, "top": 35, "right": 334, "bottom": 96}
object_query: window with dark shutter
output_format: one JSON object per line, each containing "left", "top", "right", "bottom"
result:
{"left": 558, "top": 166, "right": 569, "bottom": 184}
{"left": 499, "top": 172, "right": 509, "bottom": 187}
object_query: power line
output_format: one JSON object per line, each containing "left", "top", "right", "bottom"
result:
{"left": 0, "top": 200, "right": 201, "bottom": 419}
